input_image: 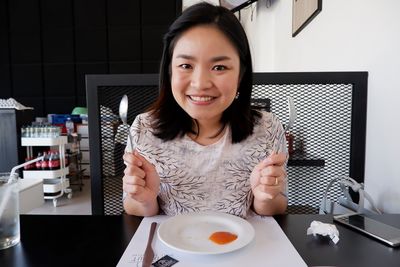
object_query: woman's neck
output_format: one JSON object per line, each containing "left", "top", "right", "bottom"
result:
{"left": 188, "top": 119, "right": 226, "bottom": 145}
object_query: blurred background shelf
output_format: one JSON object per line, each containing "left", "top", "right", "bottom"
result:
{"left": 21, "top": 135, "right": 71, "bottom": 207}
{"left": 288, "top": 159, "right": 325, "bottom": 167}
{"left": 21, "top": 136, "right": 67, "bottom": 146}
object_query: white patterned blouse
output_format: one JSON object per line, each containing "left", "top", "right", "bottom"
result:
{"left": 126, "top": 111, "right": 287, "bottom": 218}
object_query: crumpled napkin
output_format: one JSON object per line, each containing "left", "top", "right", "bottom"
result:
{"left": 307, "top": 220, "right": 340, "bottom": 244}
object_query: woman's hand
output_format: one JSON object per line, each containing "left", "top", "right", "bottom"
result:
{"left": 250, "top": 153, "right": 287, "bottom": 215}
{"left": 122, "top": 151, "right": 160, "bottom": 205}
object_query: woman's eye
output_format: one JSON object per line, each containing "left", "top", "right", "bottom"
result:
{"left": 212, "top": 65, "right": 227, "bottom": 71}
{"left": 179, "top": 64, "right": 192, "bottom": 69}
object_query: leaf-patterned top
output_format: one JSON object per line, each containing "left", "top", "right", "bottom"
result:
{"left": 127, "top": 111, "right": 287, "bottom": 218}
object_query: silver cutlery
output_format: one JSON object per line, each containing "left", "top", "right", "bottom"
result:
{"left": 287, "top": 96, "right": 297, "bottom": 132}
{"left": 274, "top": 96, "right": 297, "bottom": 153}
{"left": 119, "top": 94, "right": 135, "bottom": 152}
{"left": 142, "top": 222, "right": 157, "bottom": 267}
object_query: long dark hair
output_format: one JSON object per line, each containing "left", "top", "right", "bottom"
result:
{"left": 149, "top": 2, "right": 260, "bottom": 143}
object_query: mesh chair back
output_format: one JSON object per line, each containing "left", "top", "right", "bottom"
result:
{"left": 87, "top": 72, "right": 367, "bottom": 215}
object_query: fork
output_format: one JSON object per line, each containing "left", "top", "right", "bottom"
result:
{"left": 142, "top": 222, "right": 157, "bottom": 267}
{"left": 274, "top": 96, "right": 297, "bottom": 154}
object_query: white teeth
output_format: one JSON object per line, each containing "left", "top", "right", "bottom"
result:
{"left": 190, "top": 96, "right": 213, "bottom": 102}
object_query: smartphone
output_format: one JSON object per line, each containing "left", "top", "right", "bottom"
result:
{"left": 333, "top": 213, "right": 400, "bottom": 247}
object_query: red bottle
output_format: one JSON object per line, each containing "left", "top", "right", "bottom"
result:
{"left": 35, "top": 153, "right": 42, "bottom": 170}
{"left": 48, "top": 151, "right": 60, "bottom": 170}
{"left": 24, "top": 157, "right": 31, "bottom": 170}
{"left": 41, "top": 152, "right": 49, "bottom": 170}
{"left": 55, "top": 152, "right": 60, "bottom": 169}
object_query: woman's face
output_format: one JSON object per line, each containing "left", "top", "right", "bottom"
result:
{"left": 170, "top": 25, "right": 241, "bottom": 126}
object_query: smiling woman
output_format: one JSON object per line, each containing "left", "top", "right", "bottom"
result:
{"left": 170, "top": 25, "right": 241, "bottom": 142}
{"left": 122, "top": 2, "right": 289, "bottom": 218}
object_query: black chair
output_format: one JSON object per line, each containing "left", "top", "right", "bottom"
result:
{"left": 86, "top": 72, "right": 368, "bottom": 215}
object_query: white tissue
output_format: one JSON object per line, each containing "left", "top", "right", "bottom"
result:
{"left": 307, "top": 220, "right": 340, "bottom": 244}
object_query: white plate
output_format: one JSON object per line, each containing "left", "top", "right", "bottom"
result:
{"left": 157, "top": 211, "right": 255, "bottom": 255}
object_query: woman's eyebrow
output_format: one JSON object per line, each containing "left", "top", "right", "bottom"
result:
{"left": 175, "top": 54, "right": 195, "bottom": 60}
{"left": 174, "top": 54, "right": 232, "bottom": 62}
{"left": 210, "top": 56, "right": 232, "bottom": 62}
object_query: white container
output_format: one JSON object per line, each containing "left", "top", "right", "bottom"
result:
{"left": 23, "top": 167, "right": 69, "bottom": 179}
{"left": 43, "top": 178, "right": 70, "bottom": 193}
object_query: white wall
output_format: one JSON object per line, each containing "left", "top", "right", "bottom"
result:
{"left": 243, "top": 0, "right": 400, "bottom": 213}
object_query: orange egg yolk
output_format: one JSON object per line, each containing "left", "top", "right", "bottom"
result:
{"left": 209, "top": 231, "right": 238, "bottom": 245}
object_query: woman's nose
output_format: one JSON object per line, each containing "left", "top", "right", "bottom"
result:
{"left": 190, "top": 68, "right": 212, "bottom": 90}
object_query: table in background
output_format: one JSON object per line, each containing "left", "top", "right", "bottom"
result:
{"left": 0, "top": 214, "right": 399, "bottom": 267}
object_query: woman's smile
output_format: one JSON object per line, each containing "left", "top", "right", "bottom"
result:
{"left": 187, "top": 95, "right": 216, "bottom": 105}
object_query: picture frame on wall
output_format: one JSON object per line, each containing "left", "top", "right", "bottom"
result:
{"left": 292, "top": 0, "right": 322, "bottom": 37}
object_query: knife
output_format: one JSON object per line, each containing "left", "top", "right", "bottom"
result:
{"left": 142, "top": 222, "right": 157, "bottom": 267}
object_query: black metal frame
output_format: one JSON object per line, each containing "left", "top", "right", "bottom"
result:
{"left": 86, "top": 72, "right": 368, "bottom": 215}
{"left": 86, "top": 74, "right": 159, "bottom": 215}
{"left": 253, "top": 72, "right": 368, "bottom": 184}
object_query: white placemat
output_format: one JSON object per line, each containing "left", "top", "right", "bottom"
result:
{"left": 117, "top": 213, "right": 307, "bottom": 267}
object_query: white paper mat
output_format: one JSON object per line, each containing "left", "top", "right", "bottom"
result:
{"left": 117, "top": 214, "right": 307, "bottom": 267}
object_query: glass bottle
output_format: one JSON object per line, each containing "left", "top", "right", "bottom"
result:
{"left": 65, "top": 118, "right": 74, "bottom": 135}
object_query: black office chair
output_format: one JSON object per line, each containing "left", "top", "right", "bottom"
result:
{"left": 86, "top": 72, "right": 368, "bottom": 215}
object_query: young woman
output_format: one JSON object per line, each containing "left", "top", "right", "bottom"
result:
{"left": 122, "top": 2, "right": 288, "bottom": 218}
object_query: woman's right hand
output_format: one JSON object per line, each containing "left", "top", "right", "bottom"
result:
{"left": 122, "top": 151, "right": 160, "bottom": 204}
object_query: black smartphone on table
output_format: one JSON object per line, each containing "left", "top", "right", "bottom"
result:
{"left": 333, "top": 213, "right": 400, "bottom": 247}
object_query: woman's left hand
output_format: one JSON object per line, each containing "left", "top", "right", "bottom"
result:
{"left": 250, "top": 153, "right": 287, "bottom": 202}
